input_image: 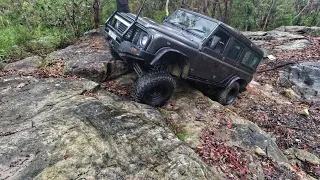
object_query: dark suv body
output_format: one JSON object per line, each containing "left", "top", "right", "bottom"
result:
{"left": 105, "top": 8, "right": 263, "bottom": 106}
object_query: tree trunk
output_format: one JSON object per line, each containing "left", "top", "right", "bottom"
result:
{"left": 180, "top": 0, "right": 187, "bottom": 8}
{"left": 93, "top": 0, "right": 100, "bottom": 29}
{"left": 263, "top": 0, "right": 276, "bottom": 31}
{"left": 212, "top": 0, "right": 217, "bottom": 18}
{"left": 224, "top": 0, "right": 231, "bottom": 24}
{"left": 203, "top": 0, "right": 209, "bottom": 14}
{"left": 166, "top": 0, "right": 170, "bottom": 16}
{"left": 217, "top": 2, "right": 223, "bottom": 21}
{"left": 293, "top": 0, "right": 310, "bottom": 24}
{"left": 228, "top": 0, "right": 233, "bottom": 23}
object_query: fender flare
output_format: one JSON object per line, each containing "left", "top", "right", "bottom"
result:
{"left": 227, "top": 76, "right": 241, "bottom": 88}
{"left": 226, "top": 76, "right": 248, "bottom": 92}
{"left": 150, "top": 48, "right": 188, "bottom": 66}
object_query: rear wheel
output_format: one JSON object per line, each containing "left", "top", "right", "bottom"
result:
{"left": 132, "top": 72, "right": 176, "bottom": 107}
{"left": 216, "top": 82, "right": 240, "bottom": 105}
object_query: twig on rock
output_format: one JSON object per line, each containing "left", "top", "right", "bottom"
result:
{"left": 257, "top": 61, "right": 297, "bottom": 73}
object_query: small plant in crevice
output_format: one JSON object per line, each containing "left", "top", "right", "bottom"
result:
{"left": 176, "top": 133, "right": 186, "bottom": 141}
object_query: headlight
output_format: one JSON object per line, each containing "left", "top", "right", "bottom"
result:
{"left": 140, "top": 35, "right": 149, "bottom": 46}
{"left": 131, "top": 28, "right": 150, "bottom": 48}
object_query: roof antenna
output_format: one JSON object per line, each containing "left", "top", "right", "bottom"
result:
{"left": 122, "top": 0, "right": 147, "bottom": 36}
{"left": 135, "top": 0, "right": 147, "bottom": 22}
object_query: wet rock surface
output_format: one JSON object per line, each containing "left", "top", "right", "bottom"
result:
{"left": 0, "top": 76, "right": 220, "bottom": 179}
{"left": 154, "top": 81, "right": 298, "bottom": 179}
{"left": 242, "top": 26, "right": 316, "bottom": 61}
{"left": 285, "top": 148, "right": 320, "bottom": 165}
{"left": 2, "top": 33, "right": 128, "bottom": 82}
{"left": 242, "top": 30, "right": 306, "bottom": 43}
{"left": 282, "top": 62, "right": 320, "bottom": 101}
{"left": 64, "top": 54, "right": 128, "bottom": 82}
{"left": 1, "top": 27, "right": 319, "bottom": 179}
{"left": 64, "top": 53, "right": 110, "bottom": 82}
{"left": 0, "top": 62, "right": 6, "bottom": 70}
{"left": 49, "top": 34, "right": 128, "bottom": 81}
{"left": 3, "top": 56, "right": 43, "bottom": 73}
{"left": 275, "top": 39, "right": 311, "bottom": 51}
{"left": 160, "top": 81, "right": 288, "bottom": 164}
{"left": 46, "top": 34, "right": 110, "bottom": 61}
{"left": 275, "top": 26, "right": 320, "bottom": 35}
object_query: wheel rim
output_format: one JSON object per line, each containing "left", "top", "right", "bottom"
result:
{"left": 226, "top": 87, "right": 238, "bottom": 104}
{"left": 145, "top": 85, "right": 167, "bottom": 103}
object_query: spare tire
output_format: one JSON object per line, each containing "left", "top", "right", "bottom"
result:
{"left": 132, "top": 72, "right": 176, "bottom": 107}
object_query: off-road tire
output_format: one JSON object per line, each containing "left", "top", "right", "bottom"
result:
{"left": 216, "top": 82, "right": 240, "bottom": 105}
{"left": 109, "top": 46, "right": 121, "bottom": 60}
{"left": 132, "top": 72, "right": 176, "bottom": 107}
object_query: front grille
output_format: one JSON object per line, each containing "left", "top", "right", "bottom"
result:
{"left": 117, "top": 22, "right": 128, "bottom": 34}
{"left": 109, "top": 16, "right": 135, "bottom": 41}
{"left": 107, "top": 15, "right": 146, "bottom": 44}
{"left": 125, "top": 28, "right": 133, "bottom": 39}
{"left": 109, "top": 15, "right": 129, "bottom": 35}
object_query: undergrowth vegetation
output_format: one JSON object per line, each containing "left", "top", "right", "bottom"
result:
{"left": 0, "top": 0, "right": 115, "bottom": 62}
{"left": 1, "top": 0, "right": 319, "bottom": 62}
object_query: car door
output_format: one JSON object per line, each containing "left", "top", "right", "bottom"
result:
{"left": 190, "top": 29, "right": 232, "bottom": 84}
{"left": 222, "top": 38, "right": 245, "bottom": 80}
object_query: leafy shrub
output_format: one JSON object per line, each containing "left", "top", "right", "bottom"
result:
{"left": 24, "top": 27, "right": 75, "bottom": 55}
{"left": 0, "top": 0, "right": 97, "bottom": 62}
{"left": 1, "top": 45, "right": 32, "bottom": 63}
{"left": 0, "top": 26, "right": 30, "bottom": 52}
{"left": 177, "top": 133, "right": 186, "bottom": 141}
{"left": 153, "top": 10, "right": 167, "bottom": 23}
{"left": 0, "top": 26, "right": 32, "bottom": 62}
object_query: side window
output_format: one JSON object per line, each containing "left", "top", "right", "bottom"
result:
{"left": 241, "top": 50, "right": 261, "bottom": 69}
{"left": 207, "top": 30, "right": 230, "bottom": 54}
{"left": 226, "top": 41, "right": 243, "bottom": 60}
{"left": 250, "top": 56, "right": 261, "bottom": 69}
{"left": 242, "top": 51, "right": 253, "bottom": 65}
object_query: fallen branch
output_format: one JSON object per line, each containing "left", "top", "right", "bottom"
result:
{"left": 0, "top": 121, "right": 35, "bottom": 137}
{"left": 259, "top": 123, "right": 308, "bottom": 131}
{"left": 0, "top": 131, "right": 18, "bottom": 137}
{"left": 257, "top": 61, "right": 297, "bottom": 73}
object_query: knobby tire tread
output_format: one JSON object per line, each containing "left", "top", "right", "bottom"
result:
{"left": 216, "top": 82, "right": 240, "bottom": 105}
{"left": 132, "top": 72, "right": 176, "bottom": 107}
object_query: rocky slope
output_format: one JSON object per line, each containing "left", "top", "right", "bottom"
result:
{"left": 0, "top": 76, "right": 220, "bottom": 179}
{"left": 1, "top": 27, "right": 319, "bottom": 179}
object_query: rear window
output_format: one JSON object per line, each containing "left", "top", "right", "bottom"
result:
{"left": 241, "top": 50, "right": 261, "bottom": 69}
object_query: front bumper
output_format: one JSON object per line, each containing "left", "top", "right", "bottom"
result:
{"left": 105, "top": 31, "right": 154, "bottom": 63}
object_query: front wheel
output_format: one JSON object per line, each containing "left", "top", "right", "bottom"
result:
{"left": 216, "top": 82, "right": 240, "bottom": 105}
{"left": 132, "top": 72, "right": 176, "bottom": 107}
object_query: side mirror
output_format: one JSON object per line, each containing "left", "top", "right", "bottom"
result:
{"left": 210, "top": 36, "right": 221, "bottom": 49}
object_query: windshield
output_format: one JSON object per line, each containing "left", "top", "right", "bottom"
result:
{"left": 165, "top": 9, "right": 218, "bottom": 39}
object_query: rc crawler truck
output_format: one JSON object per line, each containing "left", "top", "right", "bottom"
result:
{"left": 104, "top": 8, "right": 263, "bottom": 107}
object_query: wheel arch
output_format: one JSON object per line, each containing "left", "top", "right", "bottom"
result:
{"left": 150, "top": 48, "right": 190, "bottom": 78}
{"left": 227, "top": 77, "right": 248, "bottom": 92}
